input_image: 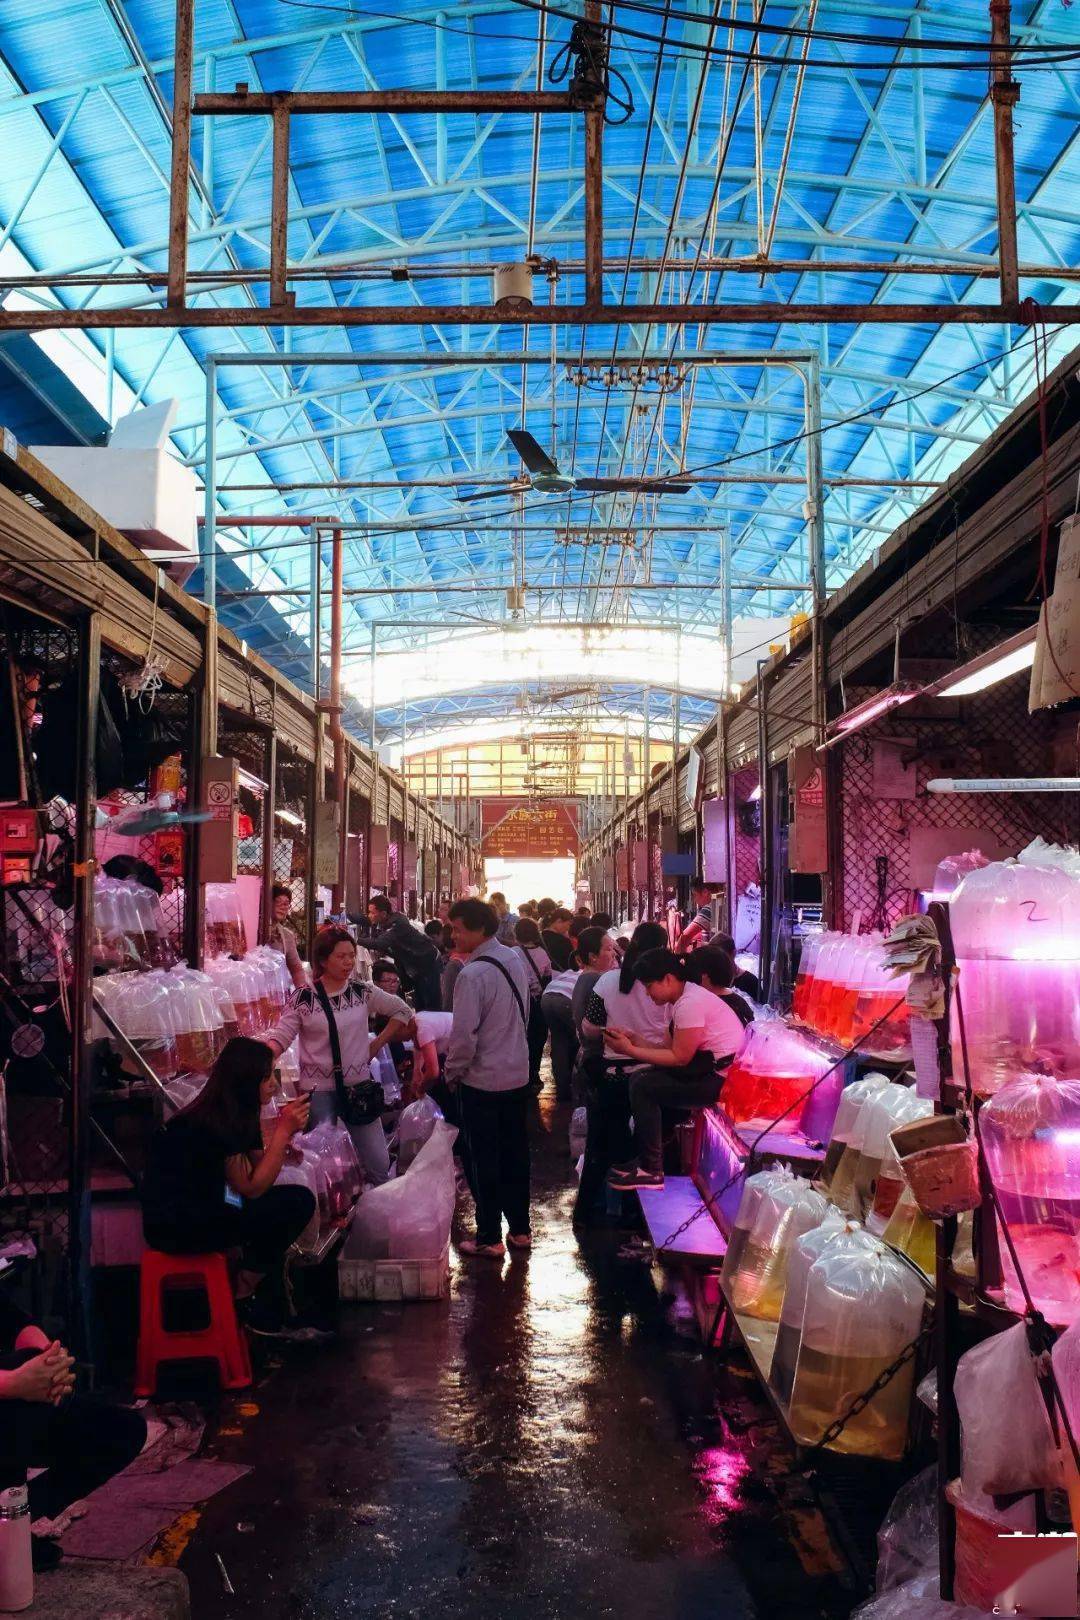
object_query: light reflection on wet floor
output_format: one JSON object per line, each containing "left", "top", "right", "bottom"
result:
{"left": 181, "top": 1091, "right": 857, "bottom": 1619}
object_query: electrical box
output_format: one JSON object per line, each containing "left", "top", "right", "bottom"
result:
{"left": 788, "top": 744, "right": 829, "bottom": 874}
{"left": 198, "top": 755, "right": 238, "bottom": 883}
{"left": 0, "top": 808, "right": 38, "bottom": 855}
{"left": 313, "top": 801, "right": 340, "bottom": 887}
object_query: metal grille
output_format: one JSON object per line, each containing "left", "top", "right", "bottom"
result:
{"left": 731, "top": 766, "right": 761, "bottom": 908}
{"left": 838, "top": 666, "right": 1076, "bottom": 931}
{"left": 0, "top": 606, "right": 81, "bottom": 1307}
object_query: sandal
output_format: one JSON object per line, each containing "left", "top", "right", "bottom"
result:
{"left": 506, "top": 1233, "right": 532, "bottom": 1250}
{"left": 457, "top": 1239, "right": 505, "bottom": 1258}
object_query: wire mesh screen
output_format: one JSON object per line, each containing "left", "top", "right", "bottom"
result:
{"left": 730, "top": 766, "right": 761, "bottom": 909}
{"left": 276, "top": 752, "right": 310, "bottom": 955}
{"left": 837, "top": 665, "right": 1076, "bottom": 932}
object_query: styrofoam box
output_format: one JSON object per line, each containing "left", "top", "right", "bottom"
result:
{"left": 338, "top": 1247, "right": 450, "bottom": 1303}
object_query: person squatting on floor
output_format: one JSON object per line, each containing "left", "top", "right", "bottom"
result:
{"left": 446, "top": 899, "right": 532, "bottom": 1257}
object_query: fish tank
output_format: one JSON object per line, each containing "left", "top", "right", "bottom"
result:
{"left": 948, "top": 843, "right": 1080, "bottom": 1097}
{"left": 979, "top": 1071, "right": 1080, "bottom": 1324}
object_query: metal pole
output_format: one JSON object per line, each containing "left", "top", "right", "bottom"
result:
{"left": 584, "top": 0, "right": 604, "bottom": 305}
{"left": 328, "top": 526, "right": 347, "bottom": 910}
{"left": 804, "top": 355, "right": 827, "bottom": 746}
{"left": 989, "top": 0, "right": 1020, "bottom": 306}
{"left": 167, "top": 0, "right": 194, "bottom": 307}
{"left": 309, "top": 524, "right": 320, "bottom": 699}
{"left": 369, "top": 622, "right": 377, "bottom": 752}
{"left": 202, "top": 358, "right": 217, "bottom": 609}
{"left": 69, "top": 611, "right": 101, "bottom": 1361}
{"left": 269, "top": 106, "right": 291, "bottom": 307}
{"left": 261, "top": 729, "right": 277, "bottom": 945}
{"left": 756, "top": 661, "right": 772, "bottom": 999}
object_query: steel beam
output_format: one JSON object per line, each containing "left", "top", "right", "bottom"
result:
{"left": 166, "top": 0, "right": 194, "bottom": 306}
{"left": 0, "top": 301, "right": 1065, "bottom": 331}
{"left": 192, "top": 89, "right": 598, "bottom": 115}
{"left": 990, "top": 0, "right": 1021, "bottom": 305}
{"left": 270, "top": 106, "right": 292, "bottom": 307}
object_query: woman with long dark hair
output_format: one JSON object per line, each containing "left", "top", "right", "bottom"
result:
{"left": 267, "top": 925, "right": 413, "bottom": 1186}
{"left": 142, "top": 1037, "right": 314, "bottom": 1337}
{"left": 573, "top": 922, "right": 670, "bottom": 1224}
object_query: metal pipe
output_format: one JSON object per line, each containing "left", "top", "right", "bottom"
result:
{"left": 328, "top": 526, "right": 346, "bottom": 909}
{"left": 8, "top": 260, "right": 1080, "bottom": 290}
{"left": 220, "top": 578, "right": 812, "bottom": 599}
{"left": 206, "top": 475, "right": 945, "bottom": 492}
{"left": 1, "top": 300, "right": 1065, "bottom": 331}
{"left": 756, "top": 662, "right": 772, "bottom": 999}
{"left": 308, "top": 523, "right": 320, "bottom": 698}
{"left": 167, "top": 0, "right": 194, "bottom": 307}
{"left": 203, "top": 357, "right": 217, "bottom": 609}
{"left": 989, "top": 0, "right": 1021, "bottom": 306}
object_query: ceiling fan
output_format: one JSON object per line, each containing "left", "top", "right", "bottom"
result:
{"left": 455, "top": 429, "right": 693, "bottom": 504}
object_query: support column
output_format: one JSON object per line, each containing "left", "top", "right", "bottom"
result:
{"left": 68, "top": 612, "right": 101, "bottom": 1359}
{"left": 989, "top": 0, "right": 1020, "bottom": 306}
{"left": 328, "top": 527, "right": 347, "bottom": 910}
{"left": 309, "top": 524, "right": 321, "bottom": 699}
{"left": 261, "top": 727, "right": 277, "bottom": 943}
{"left": 167, "top": 0, "right": 194, "bottom": 308}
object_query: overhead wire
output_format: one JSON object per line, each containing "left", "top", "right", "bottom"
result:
{"left": 277, "top": 0, "right": 1080, "bottom": 71}
{"left": 567, "top": 0, "right": 675, "bottom": 621}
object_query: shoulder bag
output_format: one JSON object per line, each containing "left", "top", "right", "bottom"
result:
{"left": 313, "top": 980, "right": 385, "bottom": 1128}
{"left": 520, "top": 945, "right": 550, "bottom": 1000}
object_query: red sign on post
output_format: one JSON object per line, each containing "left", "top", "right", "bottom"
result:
{"left": 481, "top": 799, "right": 579, "bottom": 859}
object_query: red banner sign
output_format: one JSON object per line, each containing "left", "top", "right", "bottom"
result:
{"left": 481, "top": 799, "right": 579, "bottom": 859}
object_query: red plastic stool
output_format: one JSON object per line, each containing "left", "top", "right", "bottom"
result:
{"left": 135, "top": 1250, "right": 252, "bottom": 1397}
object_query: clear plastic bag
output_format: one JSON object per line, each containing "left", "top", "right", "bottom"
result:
{"left": 345, "top": 1120, "right": 458, "bottom": 1261}
{"left": 396, "top": 1095, "right": 442, "bottom": 1173}
{"left": 275, "top": 1156, "right": 323, "bottom": 1254}
{"left": 304, "top": 1121, "right": 363, "bottom": 1221}
{"left": 876, "top": 1466, "right": 938, "bottom": 1591}
{"left": 851, "top": 1571, "right": 994, "bottom": 1620}
{"left": 954, "top": 1321, "right": 1057, "bottom": 1496}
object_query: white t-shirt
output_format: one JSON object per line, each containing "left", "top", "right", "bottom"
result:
{"left": 671, "top": 980, "right": 747, "bottom": 1061}
{"left": 414, "top": 1010, "right": 453, "bottom": 1053}
{"left": 584, "top": 970, "right": 672, "bottom": 1050}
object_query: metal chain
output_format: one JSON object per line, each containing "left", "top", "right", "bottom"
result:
{"left": 799, "top": 1323, "right": 933, "bottom": 1465}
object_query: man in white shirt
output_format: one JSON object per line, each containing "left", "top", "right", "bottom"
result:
{"left": 603, "top": 947, "right": 747, "bottom": 1191}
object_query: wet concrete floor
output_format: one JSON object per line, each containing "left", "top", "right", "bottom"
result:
{"left": 180, "top": 1091, "right": 865, "bottom": 1619}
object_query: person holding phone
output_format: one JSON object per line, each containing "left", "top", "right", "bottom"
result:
{"left": 142, "top": 1037, "right": 315, "bottom": 1338}
{"left": 266, "top": 925, "right": 413, "bottom": 1188}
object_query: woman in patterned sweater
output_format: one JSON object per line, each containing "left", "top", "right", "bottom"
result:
{"left": 267, "top": 925, "right": 413, "bottom": 1186}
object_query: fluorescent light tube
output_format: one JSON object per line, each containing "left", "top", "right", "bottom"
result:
{"left": 928, "top": 627, "right": 1037, "bottom": 698}
{"left": 275, "top": 808, "right": 304, "bottom": 827}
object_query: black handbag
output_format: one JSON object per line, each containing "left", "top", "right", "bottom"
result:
{"left": 313, "top": 981, "right": 385, "bottom": 1127}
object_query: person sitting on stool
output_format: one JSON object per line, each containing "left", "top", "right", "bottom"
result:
{"left": 0, "top": 1294, "right": 146, "bottom": 1569}
{"left": 604, "top": 949, "right": 749, "bottom": 1192}
{"left": 142, "top": 1037, "right": 315, "bottom": 1339}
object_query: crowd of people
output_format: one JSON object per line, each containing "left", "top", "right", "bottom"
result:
{"left": 2, "top": 877, "right": 754, "bottom": 1573}
{"left": 136, "top": 880, "right": 756, "bottom": 1296}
